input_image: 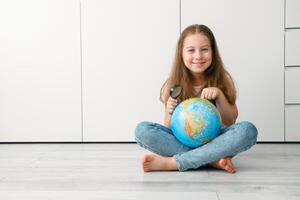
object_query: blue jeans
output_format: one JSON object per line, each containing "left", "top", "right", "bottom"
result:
{"left": 135, "top": 121, "right": 258, "bottom": 171}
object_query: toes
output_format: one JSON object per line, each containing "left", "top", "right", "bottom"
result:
{"left": 222, "top": 160, "right": 236, "bottom": 173}
{"left": 224, "top": 165, "right": 231, "bottom": 171}
{"left": 225, "top": 167, "right": 233, "bottom": 173}
{"left": 230, "top": 166, "right": 236, "bottom": 173}
{"left": 141, "top": 155, "right": 151, "bottom": 172}
{"left": 143, "top": 163, "right": 151, "bottom": 172}
{"left": 209, "top": 158, "right": 237, "bottom": 173}
{"left": 225, "top": 158, "right": 236, "bottom": 173}
{"left": 143, "top": 166, "right": 150, "bottom": 172}
{"left": 225, "top": 165, "right": 236, "bottom": 173}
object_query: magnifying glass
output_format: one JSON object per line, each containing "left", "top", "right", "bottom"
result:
{"left": 169, "top": 84, "right": 183, "bottom": 99}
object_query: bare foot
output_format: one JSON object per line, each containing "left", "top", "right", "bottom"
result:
{"left": 141, "top": 154, "right": 178, "bottom": 172}
{"left": 209, "top": 158, "right": 236, "bottom": 173}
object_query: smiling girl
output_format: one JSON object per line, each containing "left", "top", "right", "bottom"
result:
{"left": 135, "top": 24, "right": 258, "bottom": 173}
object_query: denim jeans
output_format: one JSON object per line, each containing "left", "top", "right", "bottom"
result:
{"left": 135, "top": 121, "right": 258, "bottom": 171}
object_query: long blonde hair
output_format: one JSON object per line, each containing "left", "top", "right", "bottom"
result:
{"left": 161, "top": 24, "right": 236, "bottom": 105}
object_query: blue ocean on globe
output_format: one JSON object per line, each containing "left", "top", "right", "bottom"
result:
{"left": 170, "top": 98, "right": 222, "bottom": 148}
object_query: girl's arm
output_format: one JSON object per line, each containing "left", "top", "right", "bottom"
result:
{"left": 201, "top": 87, "right": 238, "bottom": 126}
{"left": 215, "top": 91, "right": 238, "bottom": 126}
{"left": 161, "top": 81, "right": 179, "bottom": 128}
{"left": 164, "top": 110, "right": 171, "bottom": 128}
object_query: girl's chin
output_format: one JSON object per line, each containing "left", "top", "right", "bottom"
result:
{"left": 191, "top": 67, "right": 207, "bottom": 73}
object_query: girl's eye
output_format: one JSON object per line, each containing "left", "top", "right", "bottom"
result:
{"left": 202, "top": 48, "right": 208, "bottom": 51}
{"left": 187, "top": 49, "right": 194, "bottom": 52}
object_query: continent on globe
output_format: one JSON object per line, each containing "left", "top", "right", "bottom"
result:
{"left": 185, "top": 112, "right": 205, "bottom": 140}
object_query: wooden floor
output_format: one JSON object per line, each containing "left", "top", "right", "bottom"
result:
{"left": 0, "top": 143, "right": 299, "bottom": 199}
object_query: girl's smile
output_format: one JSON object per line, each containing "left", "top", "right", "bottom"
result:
{"left": 191, "top": 61, "right": 207, "bottom": 67}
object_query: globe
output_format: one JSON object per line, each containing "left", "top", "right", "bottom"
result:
{"left": 170, "top": 98, "right": 222, "bottom": 148}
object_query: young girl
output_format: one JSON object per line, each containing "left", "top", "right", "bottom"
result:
{"left": 135, "top": 24, "right": 257, "bottom": 173}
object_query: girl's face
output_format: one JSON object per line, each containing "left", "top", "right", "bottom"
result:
{"left": 182, "top": 33, "right": 212, "bottom": 77}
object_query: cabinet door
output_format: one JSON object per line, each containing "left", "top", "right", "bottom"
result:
{"left": 285, "top": 67, "right": 300, "bottom": 104}
{"left": 181, "top": 0, "right": 284, "bottom": 141}
{"left": 285, "top": 29, "right": 300, "bottom": 66}
{"left": 0, "top": 0, "right": 81, "bottom": 142}
{"left": 285, "top": 105, "right": 300, "bottom": 141}
{"left": 82, "top": 0, "right": 179, "bottom": 141}
{"left": 286, "top": 0, "right": 300, "bottom": 28}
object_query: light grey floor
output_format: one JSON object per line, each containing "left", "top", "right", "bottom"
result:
{"left": 0, "top": 143, "right": 299, "bottom": 200}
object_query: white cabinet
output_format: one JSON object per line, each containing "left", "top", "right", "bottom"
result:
{"left": 286, "top": 0, "right": 300, "bottom": 28}
{"left": 0, "top": 0, "right": 81, "bottom": 142}
{"left": 285, "top": 0, "right": 300, "bottom": 141}
{"left": 181, "top": 0, "right": 284, "bottom": 141}
{"left": 81, "top": 0, "right": 179, "bottom": 141}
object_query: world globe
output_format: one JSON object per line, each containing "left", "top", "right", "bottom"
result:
{"left": 170, "top": 98, "right": 222, "bottom": 148}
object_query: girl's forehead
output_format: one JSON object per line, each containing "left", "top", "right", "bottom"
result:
{"left": 183, "top": 33, "right": 210, "bottom": 47}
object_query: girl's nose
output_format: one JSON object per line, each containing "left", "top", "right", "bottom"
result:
{"left": 195, "top": 51, "right": 202, "bottom": 59}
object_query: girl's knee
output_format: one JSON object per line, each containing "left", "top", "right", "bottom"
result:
{"left": 135, "top": 121, "right": 153, "bottom": 142}
{"left": 239, "top": 121, "right": 258, "bottom": 142}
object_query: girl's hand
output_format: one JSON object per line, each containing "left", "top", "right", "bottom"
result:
{"left": 166, "top": 97, "right": 179, "bottom": 115}
{"left": 200, "top": 87, "right": 222, "bottom": 100}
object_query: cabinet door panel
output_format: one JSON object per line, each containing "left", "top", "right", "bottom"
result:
{"left": 286, "top": 0, "right": 300, "bottom": 28}
{"left": 285, "top": 67, "right": 300, "bottom": 104}
{"left": 82, "top": 0, "right": 179, "bottom": 141}
{"left": 285, "top": 105, "right": 300, "bottom": 141}
{"left": 0, "top": 0, "right": 81, "bottom": 142}
{"left": 182, "top": 0, "right": 284, "bottom": 141}
{"left": 285, "top": 29, "right": 300, "bottom": 66}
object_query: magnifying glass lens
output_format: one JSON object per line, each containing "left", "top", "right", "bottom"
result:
{"left": 170, "top": 85, "right": 183, "bottom": 99}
